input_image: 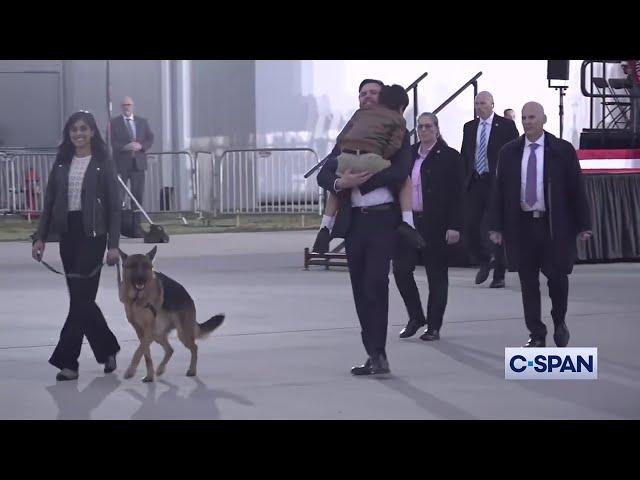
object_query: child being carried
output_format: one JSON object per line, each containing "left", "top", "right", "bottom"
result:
{"left": 312, "top": 84, "right": 425, "bottom": 254}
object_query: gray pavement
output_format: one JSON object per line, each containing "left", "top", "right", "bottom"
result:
{"left": 1, "top": 231, "right": 639, "bottom": 419}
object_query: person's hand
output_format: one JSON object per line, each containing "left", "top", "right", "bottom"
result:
{"left": 123, "top": 142, "right": 135, "bottom": 151}
{"left": 445, "top": 230, "right": 460, "bottom": 245}
{"left": 336, "top": 169, "right": 373, "bottom": 189}
{"left": 32, "top": 240, "right": 45, "bottom": 262}
{"left": 131, "top": 142, "right": 142, "bottom": 151}
{"left": 489, "top": 231, "right": 503, "bottom": 245}
{"left": 578, "top": 231, "right": 592, "bottom": 242}
{"left": 106, "top": 248, "right": 120, "bottom": 266}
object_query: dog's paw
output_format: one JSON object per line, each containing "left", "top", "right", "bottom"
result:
{"left": 124, "top": 368, "right": 136, "bottom": 379}
{"left": 142, "top": 375, "right": 154, "bottom": 383}
{"left": 186, "top": 369, "right": 196, "bottom": 377}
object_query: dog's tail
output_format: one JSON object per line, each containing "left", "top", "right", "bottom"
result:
{"left": 197, "top": 314, "right": 225, "bottom": 339}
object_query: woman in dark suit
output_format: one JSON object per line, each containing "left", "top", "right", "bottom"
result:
{"left": 32, "top": 111, "right": 122, "bottom": 381}
{"left": 394, "top": 112, "right": 465, "bottom": 341}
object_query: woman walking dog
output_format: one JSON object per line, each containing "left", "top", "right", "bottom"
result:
{"left": 32, "top": 111, "right": 122, "bottom": 381}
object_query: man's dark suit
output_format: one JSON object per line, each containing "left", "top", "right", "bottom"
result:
{"left": 317, "top": 132, "right": 412, "bottom": 361}
{"left": 489, "top": 131, "right": 591, "bottom": 341}
{"left": 110, "top": 115, "right": 154, "bottom": 233}
{"left": 393, "top": 139, "right": 464, "bottom": 331}
{"left": 461, "top": 114, "right": 519, "bottom": 280}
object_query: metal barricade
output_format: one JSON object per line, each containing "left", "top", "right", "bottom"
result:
{"left": 2, "top": 148, "right": 322, "bottom": 218}
{"left": 193, "top": 150, "right": 216, "bottom": 217}
{"left": 1, "top": 153, "right": 11, "bottom": 212}
{"left": 0, "top": 149, "right": 196, "bottom": 216}
{"left": 122, "top": 150, "right": 195, "bottom": 213}
{"left": 216, "top": 148, "right": 321, "bottom": 215}
{"left": 0, "top": 149, "right": 57, "bottom": 214}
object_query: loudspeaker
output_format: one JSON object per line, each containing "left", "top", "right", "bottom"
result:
{"left": 547, "top": 60, "right": 570, "bottom": 80}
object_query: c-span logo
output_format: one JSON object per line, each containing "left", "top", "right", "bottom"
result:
{"left": 505, "top": 348, "right": 597, "bottom": 380}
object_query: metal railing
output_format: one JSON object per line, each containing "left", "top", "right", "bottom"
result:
{"left": 1, "top": 154, "right": 12, "bottom": 212}
{"left": 404, "top": 72, "right": 482, "bottom": 142}
{"left": 0, "top": 149, "right": 196, "bottom": 216}
{"left": 0, "top": 149, "right": 57, "bottom": 213}
{"left": 434, "top": 72, "right": 482, "bottom": 116}
{"left": 2, "top": 147, "right": 320, "bottom": 218}
{"left": 193, "top": 150, "right": 217, "bottom": 217}
{"left": 215, "top": 148, "right": 321, "bottom": 215}
{"left": 133, "top": 150, "right": 194, "bottom": 213}
{"left": 405, "top": 72, "right": 429, "bottom": 143}
{"left": 580, "top": 60, "right": 639, "bottom": 135}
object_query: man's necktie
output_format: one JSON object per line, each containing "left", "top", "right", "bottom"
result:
{"left": 475, "top": 121, "right": 488, "bottom": 174}
{"left": 126, "top": 118, "right": 135, "bottom": 141}
{"left": 525, "top": 143, "right": 539, "bottom": 207}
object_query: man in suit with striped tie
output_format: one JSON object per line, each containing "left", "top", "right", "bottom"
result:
{"left": 110, "top": 96, "right": 154, "bottom": 238}
{"left": 461, "top": 91, "right": 519, "bottom": 288}
{"left": 488, "top": 102, "right": 591, "bottom": 347}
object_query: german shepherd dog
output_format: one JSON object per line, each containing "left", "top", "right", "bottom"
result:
{"left": 117, "top": 246, "right": 224, "bottom": 382}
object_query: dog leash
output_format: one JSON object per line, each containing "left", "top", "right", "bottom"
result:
{"left": 39, "top": 259, "right": 105, "bottom": 279}
{"left": 116, "top": 261, "right": 122, "bottom": 289}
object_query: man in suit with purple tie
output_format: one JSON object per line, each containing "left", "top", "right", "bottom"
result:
{"left": 110, "top": 96, "right": 154, "bottom": 238}
{"left": 488, "top": 102, "right": 592, "bottom": 347}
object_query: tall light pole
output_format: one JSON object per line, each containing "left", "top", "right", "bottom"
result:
{"left": 106, "top": 60, "right": 113, "bottom": 152}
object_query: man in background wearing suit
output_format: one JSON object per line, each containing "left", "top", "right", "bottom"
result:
{"left": 489, "top": 101, "right": 591, "bottom": 347}
{"left": 503, "top": 108, "right": 517, "bottom": 122}
{"left": 110, "top": 96, "right": 154, "bottom": 238}
{"left": 461, "top": 91, "right": 519, "bottom": 288}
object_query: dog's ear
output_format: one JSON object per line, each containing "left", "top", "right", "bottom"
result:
{"left": 146, "top": 246, "right": 158, "bottom": 262}
{"left": 118, "top": 248, "right": 128, "bottom": 262}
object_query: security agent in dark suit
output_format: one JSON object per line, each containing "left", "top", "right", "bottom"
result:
{"left": 461, "top": 91, "right": 519, "bottom": 288}
{"left": 488, "top": 101, "right": 591, "bottom": 348}
{"left": 110, "top": 96, "right": 154, "bottom": 237}
{"left": 503, "top": 108, "right": 517, "bottom": 122}
{"left": 317, "top": 79, "right": 412, "bottom": 376}
{"left": 394, "top": 113, "right": 464, "bottom": 341}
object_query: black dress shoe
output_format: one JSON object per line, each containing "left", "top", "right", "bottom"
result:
{"left": 397, "top": 222, "right": 427, "bottom": 249}
{"left": 523, "top": 337, "right": 546, "bottom": 347}
{"left": 553, "top": 322, "right": 570, "bottom": 347}
{"left": 399, "top": 318, "right": 427, "bottom": 338}
{"left": 489, "top": 278, "right": 505, "bottom": 288}
{"left": 312, "top": 227, "right": 331, "bottom": 254}
{"left": 104, "top": 354, "right": 117, "bottom": 374}
{"left": 370, "top": 355, "right": 391, "bottom": 375}
{"left": 475, "top": 263, "right": 491, "bottom": 284}
{"left": 351, "top": 358, "right": 373, "bottom": 376}
{"left": 56, "top": 369, "right": 79, "bottom": 381}
{"left": 420, "top": 329, "right": 440, "bottom": 341}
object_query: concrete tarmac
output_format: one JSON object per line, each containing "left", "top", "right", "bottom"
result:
{"left": 1, "top": 231, "right": 638, "bottom": 419}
